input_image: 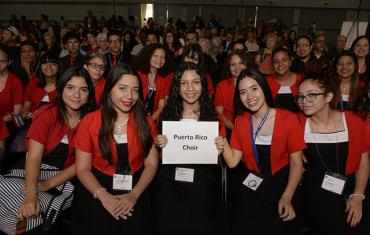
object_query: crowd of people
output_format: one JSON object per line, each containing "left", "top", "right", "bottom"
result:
{"left": 0, "top": 12, "right": 369, "bottom": 235}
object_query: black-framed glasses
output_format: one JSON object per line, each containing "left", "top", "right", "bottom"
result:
{"left": 295, "top": 92, "right": 326, "bottom": 103}
{"left": 88, "top": 63, "right": 105, "bottom": 70}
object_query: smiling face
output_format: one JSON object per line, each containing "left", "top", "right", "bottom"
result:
{"left": 296, "top": 37, "right": 311, "bottom": 59}
{"left": 229, "top": 54, "right": 246, "bottom": 78}
{"left": 21, "top": 45, "right": 38, "bottom": 63}
{"left": 180, "top": 70, "right": 202, "bottom": 106}
{"left": 62, "top": 76, "right": 89, "bottom": 112}
{"left": 41, "top": 61, "right": 58, "bottom": 78}
{"left": 353, "top": 37, "right": 369, "bottom": 58}
{"left": 150, "top": 48, "right": 165, "bottom": 70}
{"left": 336, "top": 55, "right": 355, "bottom": 80}
{"left": 110, "top": 74, "right": 139, "bottom": 114}
{"left": 272, "top": 50, "right": 291, "bottom": 76}
{"left": 297, "top": 79, "right": 332, "bottom": 116}
{"left": 0, "top": 50, "right": 10, "bottom": 74}
{"left": 238, "top": 76, "right": 267, "bottom": 114}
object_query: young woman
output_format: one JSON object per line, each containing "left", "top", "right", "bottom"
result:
{"left": 83, "top": 51, "right": 107, "bottom": 105}
{"left": 153, "top": 62, "right": 225, "bottom": 234}
{"left": 334, "top": 51, "right": 362, "bottom": 110}
{"left": 163, "top": 30, "right": 183, "bottom": 58}
{"left": 214, "top": 51, "right": 247, "bottom": 135}
{"left": 221, "top": 68, "right": 305, "bottom": 235}
{"left": 0, "top": 66, "right": 95, "bottom": 234}
{"left": 135, "top": 43, "right": 174, "bottom": 121}
{"left": 351, "top": 36, "right": 369, "bottom": 83}
{"left": 0, "top": 45, "right": 24, "bottom": 124}
{"left": 72, "top": 64, "right": 158, "bottom": 234}
{"left": 266, "top": 47, "right": 302, "bottom": 112}
{"left": 21, "top": 54, "right": 59, "bottom": 119}
{"left": 297, "top": 64, "right": 369, "bottom": 235}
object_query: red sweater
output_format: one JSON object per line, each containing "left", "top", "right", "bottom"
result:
{"left": 231, "top": 109, "right": 306, "bottom": 175}
{"left": 74, "top": 109, "right": 157, "bottom": 176}
{"left": 0, "top": 73, "right": 24, "bottom": 117}
{"left": 24, "top": 77, "right": 57, "bottom": 112}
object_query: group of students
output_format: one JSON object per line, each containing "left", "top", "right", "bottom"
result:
{"left": 0, "top": 33, "right": 369, "bottom": 235}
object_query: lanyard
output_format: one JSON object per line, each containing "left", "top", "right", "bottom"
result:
{"left": 109, "top": 53, "right": 123, "bottom": 67}
{"left": 146, "top": 76, "right": 156, "bottom": 108}
{"left": 250, "top": 108, "right": 271, "bottom": 169}
{"left": 338, "top": 95, "right": 344, "bottom": 110}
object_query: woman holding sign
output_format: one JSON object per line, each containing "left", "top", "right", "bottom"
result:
{"left": 221, "top": 68, "right": 305, "bottom": 235}
{"left": 72, "top": 64, "right": 158, "bottom": 234}
{"left": 296, "top": 62, "right": 369, "bottom": 234}
{"left": 154, "top": 62, "right": 225, "bottom": 234}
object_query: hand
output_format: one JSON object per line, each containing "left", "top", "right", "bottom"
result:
{"left": 18, "top": 193, "right": 40, "bottom": 221}
{"left": 214, "top": 136, "right": 225, "bottom": 155}
{"left": 113, "top": 192, "right": 137, "bottom": 219}
{"left": 278, "top": 196, "right": 296, "bottom": 221}
{"left": 98, "top": 191, "right": 121, "bottom": 220}
{"left": 155, "top": 135, "right": 168, "bottom": 148}
{"left": 346, "top": 195, "right": 363, "bottom": 227}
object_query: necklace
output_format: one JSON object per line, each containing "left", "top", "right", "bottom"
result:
{"left": 114, "top": 119, "right": 128, "bottom": 134}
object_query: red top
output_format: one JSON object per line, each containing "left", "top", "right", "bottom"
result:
{"left": 94, "top": 78, "right": 106, "bottom": 105}
{"left": 230, "top": 109, "right": 306, "bottom": 175}
{"left": 26, "top": 104, "right": 77, "bottom": 168}
{"left": 0, "top": 119, "right": 9, "bottom": 140}
{"left": 266, "top": 73, "right": 302, "bottom": 98}
{"left": 74, "top": 109, "right": 157, "bottom": 176}
{"left": 214, "top": 77, "right": 235, "bottom": 124}
{"left": 138, "top": 71, "right": 171, "bottom": 112}
{"left": 298, "top": 111, "right": 368, "bottom": 175}
{"left": 24, "top": 78, "right": 57, "bottom": 112}
{"left": 0, "top": 73, "right": 24, "bottom": 117}
{"left": 365, "top": 116, "right": 370, "bottom": 154}
{"left": 163, "top": 72, "right": 214, "bottom": 98}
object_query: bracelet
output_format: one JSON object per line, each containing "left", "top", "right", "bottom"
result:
{"left": 349, "top": 193, "right": 366, "bottom": 200}
{"left": 93, "top": 187, "right": 106, "bottom": 199}
{"left": 22, "top": 188, "right": 38, "bottom": 196}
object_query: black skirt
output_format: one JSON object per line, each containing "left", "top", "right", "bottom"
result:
{"left": 71, "top": 168, "right": 152, "bottom": 235}
{"left": 152, "top": 164, "right": 222, "bottom": 235}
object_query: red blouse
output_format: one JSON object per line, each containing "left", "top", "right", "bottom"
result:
{"left": 266, "top": 73, "right": 302, "bottom": 98}
{"left": 94, "top": 78, "right": 106, "bottom": 105}
{"left": 74, "top": 109, "right": 157, "bottom": 176}
{"left": 298, "top": 111, "right": 368, "bottom": 175}
{"left": 214, "top": 77, "right": 235, "bottom": 124}
{"left": 0, "top": 73, "right": 24, "bottom": 117}
{"left": 24, "top": 78, "right": 57, "bottom": 112}
{"left": 26, "top": 104, "right": 77, "bottom": 168}
{"left": 230, "top": 109, "right": 306, "bottom": 175}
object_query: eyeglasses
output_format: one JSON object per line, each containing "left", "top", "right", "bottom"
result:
{"left": 295, "top": 92, "right": 326, "bottom": 103}
{"left": 88, "top": 63, "right": 105, "bottom": 70}
{"left": 109, "top": 40, "right": 122, "bottom": 45}
{"left": 67, "top": 41, "right": 79, "bottom": 46}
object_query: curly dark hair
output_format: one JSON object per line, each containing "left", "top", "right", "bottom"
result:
{"left": 300, "top": 58, "right": 340, "bottom": 109}
{"left": 158, "top": 62, "right": 218, "bottom": 133}
{"left": 134, "top": 43, "right": 175, "bottom": 77}
{"left": 352, "top": 82, "right": 370, "bottom": 121}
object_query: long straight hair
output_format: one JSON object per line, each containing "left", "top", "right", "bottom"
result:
{"left": 99, "top": 64, "right": 153, "bottom": 165}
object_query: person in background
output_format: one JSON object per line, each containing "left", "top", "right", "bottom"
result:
{"left": 82, "top": 29, "right": 99, "bottom": 53}
{"left": 291, "top": 35, "right": 314, "bottom": 73}
{"left": 97, "top": 33, "right": 109, "bottom": 55}
{"left": 1, "top": 25, "right": 20, "bottom": 59}
{"left": 266, "top": 47, "right": 302, "bottom": 112}
{"left": 351, "top": 35, "right": 369, "bottom": 83}
{"left": 312, "top": 34, "right": 330, "bottom": 60}
{"left": 59, "top": 31, "right": 85, "bottom": 75}
{"left": 83, "top": 51, "right": 107, "bottom": 105}
{"left": 105, "top": 30, "right": 131, "bottom": 76}
{"left": 21, "top": 54, "right": 59, "bottom": 119}
{"left": 40, "top": 32, "right": 61, "bottom": 58}
{"left": 163, "top": 30, "right": 183, "bottom": 58}
{"left": 328, "top": 35, "right": 347, "bottom": 60}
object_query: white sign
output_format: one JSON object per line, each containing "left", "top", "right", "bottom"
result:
{"left": 162, "top": 121, "right": 219, "bottom": 164}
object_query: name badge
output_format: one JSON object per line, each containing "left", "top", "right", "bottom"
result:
{"left": 243, "top": 173, "right": 263, "bottom": 191}
{"left": 113, "top": 174, "right": 133, "bottom": 191}
{"left": 321, "top": 171, "right": 347, "bottom": 195}
{"left": 175, "top": 167, "right": 194, "bottom": 183}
